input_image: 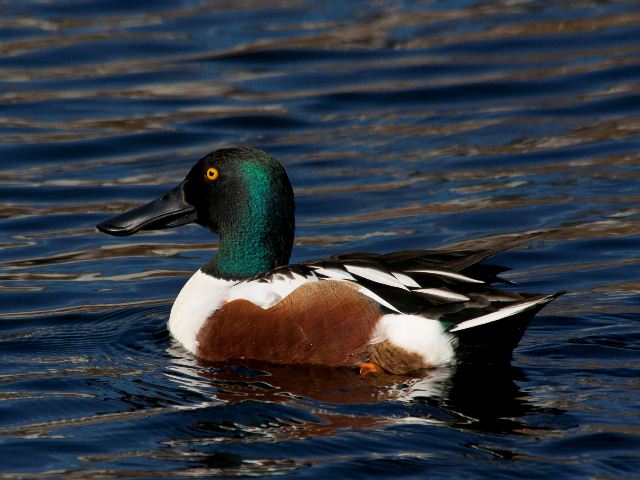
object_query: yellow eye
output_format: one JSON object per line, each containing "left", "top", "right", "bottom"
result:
{"left": 206, "top": 167, "right": 219, "bottom": 181}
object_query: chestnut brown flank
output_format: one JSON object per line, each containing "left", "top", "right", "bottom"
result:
{"left": 196, "top": 280, "right": 382, "bottom": 366}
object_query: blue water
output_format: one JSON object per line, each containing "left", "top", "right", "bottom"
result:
{"left": 1, "top": 0, "right": 639, "bottom": 477}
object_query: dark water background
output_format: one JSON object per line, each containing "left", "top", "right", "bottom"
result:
{"left": 1, "top": 0, "right": 639, "bottom": 477}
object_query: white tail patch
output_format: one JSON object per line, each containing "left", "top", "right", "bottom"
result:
{"left": 345, "top": 265, "right": 409, "bottom": 290}
{"left": 406, "top": 269, "right": 484, "bottom": 284}
{"left": 371, "top": 314, "right": 456, "bottom": 366}
{"left": 356, "top": 285, "right": 401, "bottom": 313}
{"left": 392, "top": 271, "right": 421, "bottom": 288}
{"left": 414, "top": 288, "right": 470, "bottom": 302}
{"left": 450, "top": 296, "right": 552, "bottom": 332}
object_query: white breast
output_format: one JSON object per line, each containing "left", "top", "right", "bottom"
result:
{"left": 168, "top": 270, "right": 234, "bottom": 354}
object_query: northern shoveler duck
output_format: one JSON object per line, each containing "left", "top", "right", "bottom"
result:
{"left": 97, "top": 148, "right": 563, "bottom": 375}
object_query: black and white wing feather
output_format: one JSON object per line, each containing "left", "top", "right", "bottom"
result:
{"left": 249, "top": 234, "right": 561, "bottom": 329}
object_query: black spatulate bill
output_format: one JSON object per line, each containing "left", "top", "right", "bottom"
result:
{"left": 97, "top": 181, "right": 196, "bottom": 237}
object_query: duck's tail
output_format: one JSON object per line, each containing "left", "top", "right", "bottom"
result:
{"left": 450, "top": 291, "right": 564, "bottom": 364}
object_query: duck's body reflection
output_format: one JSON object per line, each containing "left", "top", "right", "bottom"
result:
{"left": 165, "top": 345, "right": 565, "bottom": 442}
{"left": 200, "top": 361, "right": 450, "bottom": 404}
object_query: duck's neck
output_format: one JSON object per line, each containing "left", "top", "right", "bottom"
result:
{"left": 201, "top": 162, "right": 295, "bottom": 280}
{"left": 203, "top": 220, "right": 293, "bottom": 280}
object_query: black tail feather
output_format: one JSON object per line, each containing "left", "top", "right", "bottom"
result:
{"left": 453, "top": 292, "right": 564, "bottom": 365}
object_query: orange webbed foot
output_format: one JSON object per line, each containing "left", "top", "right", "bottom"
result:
{"left": 359, "top": 362, "right": 384, "bottom": 375}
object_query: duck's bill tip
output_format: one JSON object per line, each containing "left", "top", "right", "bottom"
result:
{"left": 96, "top": 220, "right": 137, "bottom": 236}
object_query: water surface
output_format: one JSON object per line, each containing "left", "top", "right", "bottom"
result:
{"left": 1, "top": 0, "right": 639, "bottom": 477}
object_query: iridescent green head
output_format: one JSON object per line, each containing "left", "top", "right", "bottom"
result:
{"left": 97, "top": 148, "right": 295, "bottom": 280}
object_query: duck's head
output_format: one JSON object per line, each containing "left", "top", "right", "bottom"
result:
{"left": 97, "top": 148, "right": 295, "bottom": 280}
